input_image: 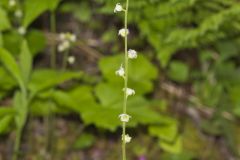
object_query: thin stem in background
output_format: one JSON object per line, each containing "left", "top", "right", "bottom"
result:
{"left": 62, "top": 49, "right": 69, "bottom": 71}
{"left": 122, "top": 0, "right": 129, "bottom": 160}
{"left": 50, "top": 11, "right": 57, "bottom": 68}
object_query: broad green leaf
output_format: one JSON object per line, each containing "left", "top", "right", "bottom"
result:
{"left": 168, "top": 61, "right": 189, "bottom": 82}
{"left": 149, "top": 119, "right": 178, "bottom": 142}
{"left": 23, "top": 0, "right": 49, "bottom": 27}
{"left": 19, "top": 40, "right": 32, "bottom": 85}
{"left": 26, "top": 30, "right": 46, "bottom": 55}
{"left": 0, "top": 115, "right": 13, "bottom": 134}
{"left": 48, "top": 0, "right": 61, "bottom": 11}
{"left": 0, "top": 48, "right": 24, "bottom": 88}
{"left": 99, "top": 54, "right": 158, "bottom": 95}
{"left": 159, "top": 136, "right": 182, "bottom": 154}
{"left": 0, "top": 7, "right": 11, "bottom": 31}
{"left": 28, "top": 69, "right": 83, "bottom": 94}
{"left": 0, "top": 107, "right": 15, "bottom": 117}
{"left": 30, "top": 99, "right": 66, "bottom": 116}
{"left": 0, "top": 67, "right": 16, "bottom": 91}
{"left": 73, "top": 133, "right": 95, "bottom": 149}
{"left": 2, "top": 30, "right": 23, "bottom": 55}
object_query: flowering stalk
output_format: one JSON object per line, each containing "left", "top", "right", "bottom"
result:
{"left": 115, "top": 1, "right": 138, "bottom": 160}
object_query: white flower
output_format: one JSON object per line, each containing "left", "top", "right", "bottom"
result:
{"left": 18, "top": 27, "right": 26, "bottom": 35}
{"left": 9, "top": 0, "right": 16, "bottom": 7}
{"left": 59, "top": 33, "right": 77, "bottom": 42}
{"left": 114, "top": 3, "right": 123, "bottom": 13}
{"left": 67, "top": 56, "right": 75, "bottom": 64}
{"left": 119, "top": 114, "right": 131, "bottom": 122}
{"left": 15, "top": 9, "right": 23, "bottom": 18}
{"left": 59, "top": 33, "right": 66, "bottom": 41}
{"left": 122, "top": 134, "right": 132, "bottom": 143}
{"left": 58, "top": 41, "right": 70, "bottom": 52}
{"left": 123, "top": 88, "right": 135, "bottom": 97}
{"left": 115, "top": 65, "right": 125, "bottom": 77}
{"left": 128, "top": 49, "right": 137, "bottom": 59}
{"left": 118, "top": 28, "right": 129, "bottom": 37}
{"left": 69, "top": 34, "right": 77, "bottom": 42}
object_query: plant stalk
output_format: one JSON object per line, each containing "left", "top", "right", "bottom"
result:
{"left": 122, "top": 0, "right": 129, "bottom": 160}
{"left": 50, "top": 11, "right": 56, "bottom": 68}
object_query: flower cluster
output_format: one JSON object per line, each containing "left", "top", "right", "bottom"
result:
{"left": 114, "top": 2, "right": 138, "bottom": 145}
{"left": 58, "top": 32, "right": 77, "bottom": 52}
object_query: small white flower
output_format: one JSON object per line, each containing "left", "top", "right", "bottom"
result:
{"left": 15, "top": 9, "right": 23, "bottom": 18}
{"left": 122, "top": 134, "right": 132, "bottom": 143}
{"left": 128, "top": 49, "right": 137, "bottom": 59}
{"left": 123, "top": 88, "right": 135, "bottom": 97}
{"left": 59, "top": 33, "right": 66, "bottom": 41}
{"left": 58, "top": 41, "right": 70, "bottom": 52}
{"left": 67, "top": 56, "right": 75, "bottom": 64}
{"left": 18, "top": 27, "right": 26, "bottom": 35}
{"left": 114, "top": 3, "right": 123, "bottom": 13}
{"left": 118, "top": 28, "right": 129, "bottom": 37}
{"left": 9, "top": 0, "right": 16, "bottom": 7}
{"left": 115, "top": 65, "right": 125, "bottom": 77}
{"left": 119, "top": 114, "right": 131, "bottom": 122}
{"left": 69, "top": 35, "right": 76, "bottom": 42}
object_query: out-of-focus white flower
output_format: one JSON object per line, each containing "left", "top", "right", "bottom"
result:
{"left": 114, "top": 3, "right": 123, "bottom": 13}
{"left": 18, "top": 27, "right": 26, "bottom": 35}
{"left": 118, "top": 28, "right": 129, "bottom": 37}
{"left": 67, "top": 56, "right": 75, "bottom": 64}
{"left": 128, "top": 49, "right": 137, "bottom": 59}
{"left": 123, "top": 88, "right": 135, "bottom": 97}
{"left": 14, "top": 9, "right": 23, "bottom": 18}
{"left": 119, "top": 114, "right": 131, "bottom": 122}
{"left": 122, "top": 134, "right": 132, "bottom": 143}
{"left": 59, "top": 33, "right": 77, "bottom": 42}
{"left": 69, "top": 34, "right": 76, "bottom": 42}
{"left": 58, "top": 41, "right": 70, "bottom": 52}
{"left": 115, "top": 65, "right": 125, "bottom": 77}
{"left": 9, "top": 0, "right": 16, "bottom": 7}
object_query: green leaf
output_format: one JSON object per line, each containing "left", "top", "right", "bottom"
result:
{"left": 2, "top": 31, "right": 23, "bottom": 55}
{"left": 0, "top": 7, "right": 11, "bottom": 31}
{"left": 99, "top": 54, "right": 158, "bottom": 95}
{"left": 14, "top": 92, "right": 27, "bottom": 128}
{"left": 48, "top": 0, "right": 61, "bottom": 11}
{"left": 73, "top": 133, "right": 95, "bottom": 149}
{"left": 19, "top": 40, "right": 32, "bottom": 85}
{"left": 0, "top": 48, "right": 24, "bottom": 88}
{"left": 26, "top": 29, "right": 46, "bottom": 55}
{"left": 28, "top": 69, "right": 83, "bottom": 95}
{"left": 168, "top": 61, "right": 189, "bottom": 82}
{"left": 0, "top": 32, "right": 3, "bottom": 47}
{"left": 23, "top": 0, "right": 49, "bottom": 27}
{"left": 149, "top": 119, "right": 178, "bottom": 142}
{"left": 0, "top": 115, "right": 13, "bottom": 134}
{"left": 0, "top": 107, "right": 15, "bottom": 117}
{"left": 159, "top": 136, "right": 182, "bottom": 154}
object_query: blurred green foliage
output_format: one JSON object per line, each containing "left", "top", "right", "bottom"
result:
{"left": 0, "top": 0, "right": 240, "bottom": 159}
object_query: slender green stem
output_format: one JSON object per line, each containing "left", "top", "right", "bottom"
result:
{"left": 122, "top": 0, "right": 129, "bottom": 160}
{"left": 13, "top": 128, "right": 22, "bottom": 160}
{"left": 50, "top": 11, "right": 56, "bottom": 68}
{"left": 62, "top": 49, "right": 69, "bottom": 71}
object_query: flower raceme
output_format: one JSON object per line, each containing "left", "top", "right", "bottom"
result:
{"left": 58, "top": 32, "right": 77, "bottom": 52}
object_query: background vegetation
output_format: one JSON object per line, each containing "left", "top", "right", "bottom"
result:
{"left": 0, "top": 0, "right": 240, "bottom": 159}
